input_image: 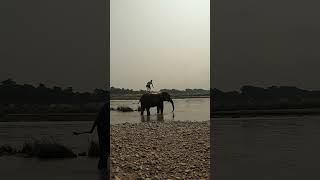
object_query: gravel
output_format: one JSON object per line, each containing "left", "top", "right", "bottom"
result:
{"left": 110, "top": 121, "right": 210, "bottom": 179}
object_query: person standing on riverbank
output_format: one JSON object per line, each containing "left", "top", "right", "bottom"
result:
{"left": 73, "top": 103, "right": 110, "bottom": 175}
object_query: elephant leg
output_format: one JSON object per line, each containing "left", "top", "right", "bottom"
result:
{"left": 141, "top": 106, "right": 145, "bottom": 115}
{"left": 160, "top": 103, "right": 164, "bottom": 114}
{"left": 147, "top": 108, "right": 151, "bottom": 116}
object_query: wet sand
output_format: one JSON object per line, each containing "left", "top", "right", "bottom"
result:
{"left": 110, "top": 121, "right": 210, "bottom": 179}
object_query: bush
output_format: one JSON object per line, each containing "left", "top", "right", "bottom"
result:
{"left": 32, "top": 143, "right": 76, "bottom": 158}
{"left": 20, "top": 138, "right": 76, "bottom": 158}
{"left": 0, "top": 145, "right": 17, "bottom": 156}
{"left": 116, "top": 106, "right": 134, "bottom": 112}
{"left": 21, "top": 140, "right": 33, "bottom": 154}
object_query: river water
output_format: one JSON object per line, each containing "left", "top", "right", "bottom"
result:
{"left": 111, "top": 98, "right": 210, "bottom": 124}
{"left": 213, "top": 115, "right": 320, "bottom": 180}
{"left": 0, "top": 98, "right": 209, "bottom": 180}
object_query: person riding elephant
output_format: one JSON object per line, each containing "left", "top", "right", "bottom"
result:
{"left": 146, "top": 80, "right": 154, "bottom": 92}
{"left": 140, "top": 92, "right": 174, "bottom": 116}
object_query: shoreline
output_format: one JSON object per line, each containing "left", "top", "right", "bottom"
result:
{"left": 3, "top": 107, "right": 320, "bottom": 122}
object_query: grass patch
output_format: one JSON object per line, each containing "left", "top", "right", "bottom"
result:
{"left": 1, "top": 137, "right": 76, "bottom": 159}
{"left": 0, "top": 145, "right": 17, "bottom": 156}
{"left": 116, "top": 106, "right": 134, "bottom": 112}
{"left": 32, "top": 143, "right": 76, "bottom": 158}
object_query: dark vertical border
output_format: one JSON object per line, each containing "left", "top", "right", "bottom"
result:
{"left": 210, "top": 0, "right": 215, "bottom": 179}
{"left": 107, "top": 0, "right": 111, "bottom": 179}
{"left": 106, "top": 0, "right": 110, "bottom": 88}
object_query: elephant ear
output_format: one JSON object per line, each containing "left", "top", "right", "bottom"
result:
{"left": 159, "top": 94, "right": 164, "bottom": 101}
{"left": 162, "top": 92, "right": 171, "bottom": 101}
{"left": 160, "top": 92, "right": 167, "bottom": 100}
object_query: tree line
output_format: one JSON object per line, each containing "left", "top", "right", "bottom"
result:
{"left": 0, "top": 79, "right": 109, "bottom": 104}
{"left": 211, "top": 85, "right": 320, "bottom": 111}
{"left": 3, "top": 79, "right": 320, "bottom": 111}
{"left": 0, "top": 79, "right": 210, "bottom": 104}
{"left": 110, "top": 87, "right": 210, "bottom": 96}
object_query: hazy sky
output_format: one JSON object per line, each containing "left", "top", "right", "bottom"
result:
{"left": 3, "top": 0, "right": 320, "bottom": 92}
{"left": 212, "top": 0, "right": 320, "bottom": 91}
{"left": 110, "top": 0, "right": 210, "bottom": 90}
{"left": 0, "top": 0, "right": 108, "bottom": 92}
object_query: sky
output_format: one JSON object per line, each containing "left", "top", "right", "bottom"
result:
{"left": 212, "top": 0, "right": 320, "bottom": 91}
{"left": 2, "top": 0, "right": 320, "bottom": 92}
{"left": 0, "top": 0, "right": 108, "bottom": 92}
{"left": 110, "top": 0, "right": 210, "bottom": 90}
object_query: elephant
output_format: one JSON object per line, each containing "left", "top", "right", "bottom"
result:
{"left": 139, "top": 92, "right": 175, "bottom": 116}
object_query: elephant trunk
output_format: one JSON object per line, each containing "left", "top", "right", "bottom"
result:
{"left": 169, "top": 99, "right": 175, "bottom": 112}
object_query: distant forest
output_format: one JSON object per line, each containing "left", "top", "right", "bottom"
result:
{"left": 212, "top": 86, "right": 320, "bottom": 111}
{"left": 0, "top": 79, "right": 209, "bottom": 105}
{"left": 110, "top": 86, "right": 210, "bottom": 97}
{"left": 3, "top": 79, "right": 320, "bottom": 111}
{"left": 0, "top": 79, "right": 108, "bottom": 104}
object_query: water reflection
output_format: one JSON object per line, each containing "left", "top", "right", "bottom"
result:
{"left": 140, "top": 113, "right": 175, "bottom": 122}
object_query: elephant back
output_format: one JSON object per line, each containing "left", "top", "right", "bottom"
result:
{"left": 140, "top": 92, "right": 162, "bottom": 102}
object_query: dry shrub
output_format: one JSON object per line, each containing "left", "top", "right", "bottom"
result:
{"left": 117, "top": 106, "right": 134, "bottom": 112}
{"left": 21, "top": 137, "right": 76, "bottom": 159}
{"left": 0, "top": 145, "right": 17, "bottom": 156}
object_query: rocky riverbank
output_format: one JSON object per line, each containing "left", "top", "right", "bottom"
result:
{"left": 110, "top": 121, "right": 210, "bottom": 180}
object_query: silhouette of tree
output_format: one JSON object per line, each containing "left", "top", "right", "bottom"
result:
{"left": 212, "top": 86, "right": 320, "bottom": 111}
{"left": 0, "top": 79, "right": 108, "bottom": 105}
